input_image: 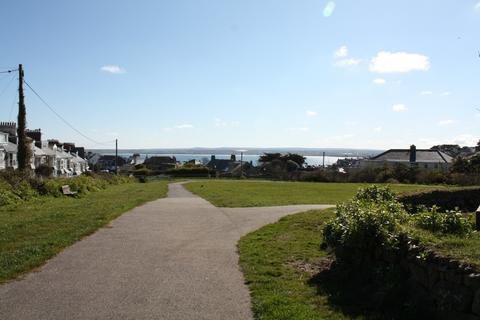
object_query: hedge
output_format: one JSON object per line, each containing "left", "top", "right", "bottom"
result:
{"left": 398, "top": 187, "right": 480, "bottom": 213}
{"left": 166, "top": 167, "right": 212, "bottom": 177}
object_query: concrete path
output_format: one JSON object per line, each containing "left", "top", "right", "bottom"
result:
{"left": 0, "top": 182, "right": 333, "bottom": 320}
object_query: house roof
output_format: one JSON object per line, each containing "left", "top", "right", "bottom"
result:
{"left": 33, "top": 146, "right": 46, "bottom": 156}
{"left": 0, "top": 142, "right": 18, "bottom": 153}
{"left": 371, "top": 149, "right": 453, "bottom": 163}
{"left": 42, "top": 147, "right": 57, "bottom": 156}
{"left": 207, "top": 159, "right": 237, "bottom": 172}
{"left": 98, "top": 155, "right": 126, "bottom": 165}
{"left": 144, "top": 156, "right": 176, "bottom": 165}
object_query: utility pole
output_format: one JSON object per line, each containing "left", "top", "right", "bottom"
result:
{"left": 322, "top": 152, "right": 325, "bottom": 168}
{"left": 240, "top": 151, "right": 243, "bottom": 178}
{"left": 17, "top": 64, "right": 31, "bottom": 171}
{"left": 115, "top": 139, "right": 118, "bottom": 175}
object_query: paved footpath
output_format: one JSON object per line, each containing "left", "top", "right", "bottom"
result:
{"left": 0, "top": 182, "right": 333, "bottom": 320}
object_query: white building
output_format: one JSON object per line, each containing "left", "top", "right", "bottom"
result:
{"left": 0, "top": 132, "right": 17, "bottom": 170}
{"left": 359, "top": 145, "right": 453, "bottom": 171}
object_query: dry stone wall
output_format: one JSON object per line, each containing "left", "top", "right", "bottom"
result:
{"left": 376, "top": 240, "right": 480, "bottom": 319}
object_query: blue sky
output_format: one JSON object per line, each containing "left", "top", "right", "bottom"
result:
{"left": 0, "top": 0, "right": 479, "bottom": 149}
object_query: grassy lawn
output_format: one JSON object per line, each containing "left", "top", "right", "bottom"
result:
{"left": 409, "top": 224, "right": 480, "bottom": 268}
{"left": 185, "top": 180, "right": 448, "bottom": 207}
{"left": 239, "top": 208, "right": 358, "bottom": 320}
{"left": 0, "top": 180, "right": 168, "bottom": 283}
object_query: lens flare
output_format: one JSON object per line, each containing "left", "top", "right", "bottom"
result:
{"left": 323, "top": 1, "right": 336, "bottom": 17}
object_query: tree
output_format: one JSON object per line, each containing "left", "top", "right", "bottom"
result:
{"left": 281, "top": 153, "right": 306, "bottom": 167}
{"left": 258, "top": 153, "right": 281, "bottom": 163}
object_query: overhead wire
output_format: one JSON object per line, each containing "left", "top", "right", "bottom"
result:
{"left": 23, "top": 80, "right": 116, "bottom": 146}
{"left": 0, "top": 68, "right": 18, "bottom": 74}
{"left": 8, "top": 88, "right": 17, "bottom": 121}
{"left": 0, "top": 74, "right": 16, "bottom": 99}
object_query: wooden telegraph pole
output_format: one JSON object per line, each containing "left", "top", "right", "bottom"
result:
{"left": 17, "top": 64, "right": 31, "bottom": 171}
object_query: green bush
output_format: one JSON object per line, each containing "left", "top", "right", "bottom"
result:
{"left": 42, "top": 174, "right": 134, "bottom": 197}
{"left": 323, "top": 186, "right": 408, "bottom": 265}
{"left": 166, "top": 167, "right": 211, "bottom": 177}
{"left": 414, "top": 206, "right": 473, "bottom": 236}
{"left": 0, "top": 182, "right": 21, "bottom": 206}
{"left": 0, "top": 170, "right": 135, "bottom": 203}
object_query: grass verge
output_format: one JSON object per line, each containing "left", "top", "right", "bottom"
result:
{"left": 186, "top": 180, "right": 448, "bottom": 207}
{"left": 238, "top": 208, "right": 357, "bottom": 320}
{"left": 0, "top": 180, "right": 168, "bottom": 283}
{"left": 408, "top": 224, "right": 480, "bottom": 268}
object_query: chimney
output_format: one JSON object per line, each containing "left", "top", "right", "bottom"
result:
{"left": 63, "top": 143, "right": 76, "bottom": 153}
{"left": 48, "top": 139, "right": 60, "bottom": 149}
{"left": 230, "top": 154, "right": 236, "bottom": 161}
{"left": 211, "top": 155, "right": 216, "bottom": 162}
{"left": 409, "top": 145, "right": 417, "bottom": 163}
{"left": 0, "top": 122, "right": 17, "bottom": 144}
{"left": 26, "top": 129, "right": 42, "bottom": 148}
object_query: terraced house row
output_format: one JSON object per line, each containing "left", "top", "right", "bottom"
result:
{"left": 0, "top": 122, "right": 88, "bottom": 176}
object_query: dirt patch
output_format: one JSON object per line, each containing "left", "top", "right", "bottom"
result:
{"left": 289, "top": 256, "right": 334, "bottom": 275}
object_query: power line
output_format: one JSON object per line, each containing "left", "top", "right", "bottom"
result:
{"left": 23, "top": 80, "right": 116, "bottom": 146}
{"left": 0, "top": 68, "right": 18, "bottom": 74}
{"left": 8, "top": 89, "right": 17, "bottom": 121}
{"left": 0, "top": 74, "right": 16, "bottom": 99}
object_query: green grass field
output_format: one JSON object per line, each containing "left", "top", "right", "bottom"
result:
{"left": 239, "top": 209, "right": 357, "bottom": 320}
{"left": 185, "top": 180, "right": 448, "bottom": 207}
{"left": 0, "top": 180, "right": 168, "bottom": 283}
{"left": 409, "top": 225, "right": 480, "bottom": 268}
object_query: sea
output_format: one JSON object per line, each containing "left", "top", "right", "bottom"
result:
{"left": 107, "top": 153, "right": 346, "bottom": 167}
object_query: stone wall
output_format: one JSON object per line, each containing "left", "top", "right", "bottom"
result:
{"left": 377, "top": 240, "right": 480, "bottom": 319}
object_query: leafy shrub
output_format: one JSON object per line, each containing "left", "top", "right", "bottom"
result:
{"left": 166, "top": 167, "right": 211, "bottom": 177}
{"left": 35, "top": 164, "right": 53, "bottom": 177}
{"left": 13, "top": 180, "right": 38, "bottom": 200}
{"left": 42, "top": 174, "right": 134, "bottom": 197}
{"left": 414, "top": 206, "right": 473, "bottom": 236}
{"left": 323, "top": 186, "right": 408, "bottom": 265}
{"left": 131, "top": 167, "right": 155, "bottom": 176}
{"left": 353, "top": 185, "right": 398, "bottom": 203}
{"left": 0, "top": 182, "right": 21, "bottom": 206}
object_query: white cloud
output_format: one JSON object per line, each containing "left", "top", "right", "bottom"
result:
{"left": 323, "top": 1, "right": 336, "bottom": 17}
{"left": 100, "top": 65, "right": 126, "bottom": 74}
{"left": 306, "top": 110, "right": 318, "bottom": 117}
{"left": 420, "top": 90, "right": 433, "bottom": 95}
{"left": 438, "top": 119, "right": 455, "bottom": 126}
{"left": 373, "top": 78, "right": 386, "bottom": 85}
{"left": 334, "top": 58, "right": 362, "bottom": 67}
{"left": 440, "top": 91, "right": 451, "bottom": 96}
{"left": 334, "top": 46, "right": 348, "bottom": 58}
{"left": 175, "top": 124, "right": 193, "bottom": 129}
{"left": 475, "top": 1, "right": 480, "bottom": 10}
{"left": 373, "top": 126, "right": 383, "bottom": 133}
{"left": 369, "top": 51, "right": 430, "bottom": 73}
{"left": 392, "top": 104, "right": 408, "bottom": 112}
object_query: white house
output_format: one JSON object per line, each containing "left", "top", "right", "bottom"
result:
{"left": 0, "top": 132, "right": 17, "bottom": 170}
{"left": 359, "top": 145, "right": 453, "bottom": 171}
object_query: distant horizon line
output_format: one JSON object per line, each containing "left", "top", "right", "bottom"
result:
{"left": 87, "top": 147, "right": 384, "bottom": 151}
